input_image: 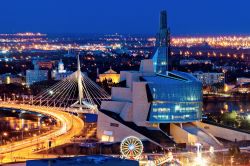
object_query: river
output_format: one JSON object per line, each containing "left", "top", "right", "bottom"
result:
{"left": 203, "top": 100, "right": 250, "bottom": 113}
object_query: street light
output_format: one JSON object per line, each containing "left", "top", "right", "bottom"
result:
{"left": 1, "top": 132, "right": 8, "bottom": 145}
{"left": 194, "top": 143, "right": 207, "bottom": 166}
{"left": 195, "top": 156, "right": 207, "bottom": 166}
{"left": 209, "top": 146, "right": 214, "bottom": 154}
{"left": 49, "top": 90, "right": 54, "bottom": 95}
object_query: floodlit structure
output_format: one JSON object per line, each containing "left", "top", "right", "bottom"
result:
{"left": 97, "top": 10, "right": 222, "bottom": 149}
{"left": 97, "top": 67, "right": 120, "bottom": 83}
{"left": 51, "top": 59, "right": 74, "bottom": 80}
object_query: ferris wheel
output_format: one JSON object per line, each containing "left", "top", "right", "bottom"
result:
{"left": 120, "top": 136, "right": 143, "bottom": 160}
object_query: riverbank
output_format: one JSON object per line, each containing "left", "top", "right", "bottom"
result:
{"left": 204, "top": 93, "right": 250, "bottom": 102}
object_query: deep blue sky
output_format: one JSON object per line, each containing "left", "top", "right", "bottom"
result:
{"left": 1, "top": 0, "right": 250, "bottom": 35}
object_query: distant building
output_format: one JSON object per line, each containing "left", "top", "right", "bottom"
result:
{"left": 231, "top": 83, "right": 250, "bottom": 94}
{"left": 26, "top": 59, "right": 50, "bottom": 86}
{"left": 0, "top": 57, "right": 13, "bottom": 62}
{"left": 97, "top": 67, "right": 120, "bottom": 83}
{"left": 0, "top": 73, "right": 24, "bottom": 85}
{"left": 32, "top": 59, "right": 55, "bottom": 70}
{"left": 213, "top": 65, "right": 236, "bottom": 72}
{"left": 236, "top": 77, "right": 250, "bottom": 85}
{"left": 51, "top": 59, "right": 73, "bottom": 80}
{"left": 192, "top": 71, "right": 225, "bottom": 86}
{"left": 0, "top": 50, "right": 9, "bottom": 55}
{"left": 36, "top": 61, "right": 54, "bottom": 69}
{"left": 26, "top": 70, "right": 48, "bottom": 86}
{"left": 180, "top": 59, "right": 212, "bottom": 65}
{"left": 57, "top": 59, "right": 66, "bottom": 73}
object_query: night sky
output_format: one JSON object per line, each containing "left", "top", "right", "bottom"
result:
{"left": 1, "top": 0, "right": 250, "bottom": 35}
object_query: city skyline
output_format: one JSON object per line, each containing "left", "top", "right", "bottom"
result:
{"left": 0, "top": 2, "right": 250, "bottom": 165}
{"left": 0, "top": 0, "right": 250, "bottom": 35}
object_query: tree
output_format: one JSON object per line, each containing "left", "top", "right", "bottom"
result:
{"left": 221, "top": 111, "right": 238, "bottom": 127}
{"left": 239, "top": 119, "right": 250, "bottom": 130}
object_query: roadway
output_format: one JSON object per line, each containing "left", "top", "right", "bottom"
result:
{"left": 0, "top": 103, "right": 85, "bottom": 164}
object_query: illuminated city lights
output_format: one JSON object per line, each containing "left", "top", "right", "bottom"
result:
{"left": 0, "top": 1, "right": 249, "bottom": 165}
{"left": 171, "top": 36, "right": 250, "bottom": 48}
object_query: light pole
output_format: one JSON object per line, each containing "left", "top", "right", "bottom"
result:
{"left": 1, "top": 132, "right": 8, "bottom": 145}
{"left": 194, "top": 143, "right": 206, "bottom": 165}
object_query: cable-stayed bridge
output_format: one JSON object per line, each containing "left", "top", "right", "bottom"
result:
{"left": 0, "top": 54, "right": 109, "bottom": 163}
{"left": 29, "top": 54, "right": 110, "bottom": 114}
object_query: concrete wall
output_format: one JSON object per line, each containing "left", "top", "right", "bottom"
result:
{"left": 97, "top": 111, "right": 147, "bottom": 142}
{"left": 111, "top": 87, "right": 132, "bottom": 102}
{"left": 132, "top": 82, "right": 150, "bottom": 126}
{"left": 126, "top": 72, "right": 141, "bottom": 88}
{"left": 120, "top": 71, "right": 142, "bottom": 88}
{"left": 101, "top": 101, "right": 126, "bottom": 114}
{"left": 120, "top": 71, "right": 128, "bottom": 82}
{"left": 170, "top": 124, "right": 198, "bottom": 144}
{"left": 139, "top": 59, "right": 154, "bottom": 73}
{"left": 120, "top": 102, "right": 133, "bottom": 122}
{"left": 195, "top": 121, "right": 250, "bottom": 142}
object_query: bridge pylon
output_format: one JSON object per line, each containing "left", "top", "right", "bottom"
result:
{"left": 31, "top": 54, "right": 110, "bottom": 114}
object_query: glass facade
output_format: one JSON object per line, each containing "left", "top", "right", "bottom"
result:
{"left": 152, "top": 47, "right": 168, "bottom": 75}
{"left": 152, "top": 10, "right": 169, "bottom": 75}
{"left": 146, "top": 75, "right": 202, "bottom": 123}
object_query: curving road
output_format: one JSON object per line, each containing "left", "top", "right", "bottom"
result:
{"left": 0, "top": 103, "right": 84, "bottom": 164}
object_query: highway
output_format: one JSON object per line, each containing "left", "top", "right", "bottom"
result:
{"left": 0, "top": 103, "right": 85, "bottom": 164}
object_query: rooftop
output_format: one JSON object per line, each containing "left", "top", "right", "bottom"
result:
{"left": 104, "top": 67, "right": 117, "bottom": 74}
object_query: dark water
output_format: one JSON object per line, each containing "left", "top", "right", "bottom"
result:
{"left": 0, "top": 108, "right": 56, "bottom": 144}
{"left": 0, "top": 117, "right": 39, "bottom": 131}
{"left": 203, "top": 100, "right": 250, "bottom": 113}
{"left": 0, "top": 108, "right": 40, "bottom": 131}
